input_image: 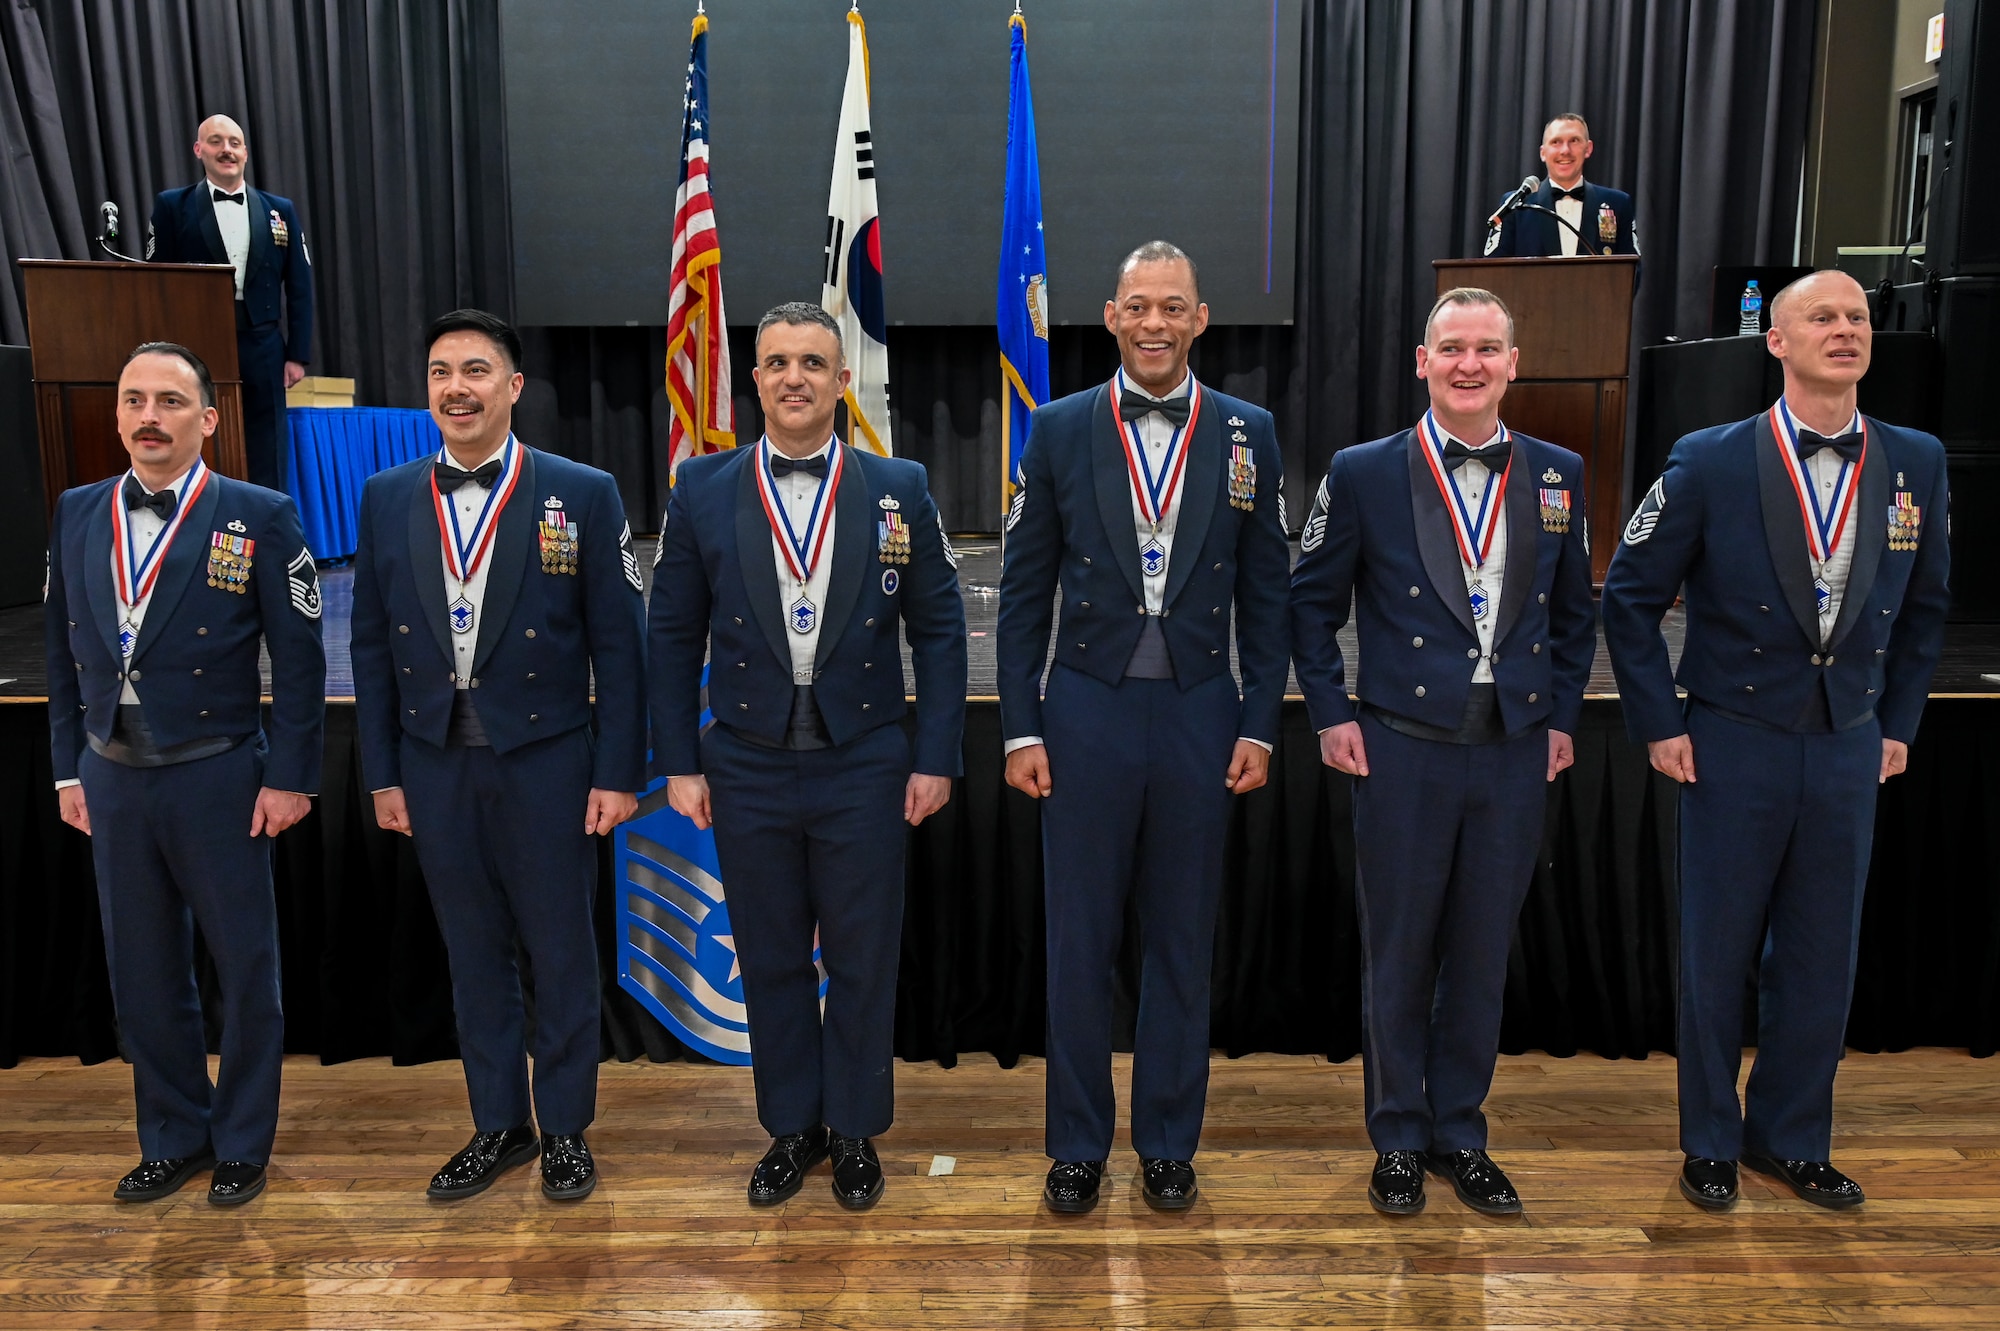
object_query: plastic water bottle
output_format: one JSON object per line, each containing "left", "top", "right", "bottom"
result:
{"left": 1739, "top": 280, "right": 1762, "bottom": 335}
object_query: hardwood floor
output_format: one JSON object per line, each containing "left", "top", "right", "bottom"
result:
{"left": 3, "top": 1050, "right": 1998, "bottom": 1328}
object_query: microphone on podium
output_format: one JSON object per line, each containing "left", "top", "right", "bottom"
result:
{"left": 1487, "top": 175, "right": 1541, "bottom": 228}
{"left": 97, "top": 201, "right": 139, "bottom": 262}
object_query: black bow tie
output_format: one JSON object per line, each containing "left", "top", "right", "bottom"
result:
{"left": 212, "top": 188, "right": 245, "bottom": 205}
{"left": 122, "top": 475, "right": 177, "bottom": 520}
{"left": 1795, "top": 429, "right": 1863, "bottom": 464}
{"left": 1119, "top": 390, "right": 1191, "bottom": 428}
{"left": 1552, "top": 186, "right": 1585, "bottom": 202}
{"left": 769, "top": 453, "right": 829, "bottom": 479}
{"left": 434, "top": 459, "right": 504, "bottom": 492}
{"left": 1441, "top": 438, "right": 1511, "bottom": 472}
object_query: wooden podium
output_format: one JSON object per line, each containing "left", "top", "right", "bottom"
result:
{"left": 1433, "top": 256, "right": 1638, "bottom": 583}
{"left": 19, "top": 259, "right": 247, "bottom": 516}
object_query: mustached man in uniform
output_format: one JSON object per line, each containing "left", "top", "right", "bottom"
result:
{"left": 1603, "top": 270, "right": 1949, "bottom": 1211}
{"left": 351, "top": 309, "right": 647, "bottom": 1202}
{"left": 1291, "top": 287, "right": 1596, "bottom": 1217}
{"left": 46, "top": 342, "right": 325, "bottom": 1206}
{"left": 997, "top": 241, "right": 1291, "bottom": 1214}
{"left": 650, "top": 302, "right": 966, "bottom": 1210}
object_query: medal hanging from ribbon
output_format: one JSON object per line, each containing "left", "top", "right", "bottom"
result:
{"left": 432, "top": 436, "right": 524, "bottom": 635}
{"left": 1768, "top": 402, "right": 1865, "bottom": 619}
{"left": 1116, "top": 370, "right": 1202, "bottom": 580}
{"left": 110, "top": 458, "right": 212, "bottom": 659}
{"left": 756, "top": 438, "right": 844, "bottom": 634}
{"left": 1416, "top": 411, "right": 1512, "bottom": 620}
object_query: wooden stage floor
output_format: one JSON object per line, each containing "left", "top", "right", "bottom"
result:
{"left": 3, "top": 1051, "right": 1998, "bottom": 1329}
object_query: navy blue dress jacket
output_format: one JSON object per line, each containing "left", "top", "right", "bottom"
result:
{"left": 149, "top": 181, "right": 315, "bottom": 363}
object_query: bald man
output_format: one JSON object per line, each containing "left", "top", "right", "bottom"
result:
{"left": 1603, "top": 270, "right": 1950, "bottom": 1213}
{"left": 149, "top": 114, "right": 316, "bottom": 492}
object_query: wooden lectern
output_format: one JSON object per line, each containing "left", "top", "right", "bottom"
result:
{"left": 1433, "top": 256, "right": 1638, "bottom": 583}
{"left": 20, "top": 259, "right": 246, "bottom": 516}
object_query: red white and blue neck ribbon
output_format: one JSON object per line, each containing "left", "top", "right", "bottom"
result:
{"left": 111, "top": 458, "right": 211, "bottom": 610}
{"left": 757, "top": 436, "right": 844, "bottom": 584}
{"left": 1416, "top": 411, "right": 1512, "bottom": 571}
{"left": 1115, "top": 369, "right": 1202, "bottom": 530}
{"left": 432, "top": 435, "right": 524, "bottom": 584}
{"left": 1769, "top": 399, "right": 1865, "bottom": 565}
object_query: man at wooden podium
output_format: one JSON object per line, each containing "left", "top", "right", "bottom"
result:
{"left": 148, "top": 114, "right": 314, "bottom": 494}
{"left": 1482, "top": 112, "right": 1639, "bottom": 261}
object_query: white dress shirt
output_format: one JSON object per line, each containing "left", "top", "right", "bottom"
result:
{"left": 1435, "top": 423, "right": 1509, "bottom": 684}
{"left": 439, "top": 440, "right": 511, "bottom": 688}
{"left": 1552, "top": 179, "right": 1585, "bottom": 257}
{"left": 209, "top": 183, "right": 251, "bottom": 298}
{"left": 766, "top": 437, "right": 840, "bottom": 685}
{"left": 1779, "top": 400, "right": 1863, "bottom": 645}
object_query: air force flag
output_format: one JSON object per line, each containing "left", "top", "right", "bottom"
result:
{"left": 997, "top": 9, "right": 1049, "bottom": 525}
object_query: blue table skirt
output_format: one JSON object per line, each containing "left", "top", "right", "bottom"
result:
{"left": 287, "top": 407, "right": 441, "bottom": 561}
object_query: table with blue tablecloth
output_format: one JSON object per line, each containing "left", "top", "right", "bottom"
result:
{"left": 286, "top": 407, "right": 442, "bottom": 561}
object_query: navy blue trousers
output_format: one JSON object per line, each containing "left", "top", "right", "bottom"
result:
{"left": 401, "top": 728, "right": 601, "bottom": 1136}
{"left": 1678, "top": 702, "right": 1880, "bottom": 1162}
{"left": 80, "top": 738, "right": 284, "bottom": 1163}
{"left": 703, "top": 721, "right": 911, "bottom": 1140}
{"left": 1352, "top": 713, "right": 1547, "bottom": 1153}
{"left": 1040, "top": 664, "right": 1238, "bottom": 1163}
{"left": 238, "top": 321, "right": 287, "bottom": 492}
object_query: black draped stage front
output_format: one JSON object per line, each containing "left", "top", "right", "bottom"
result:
{"left": 4, "top": 699, "right": 1996, "bottom": 1071}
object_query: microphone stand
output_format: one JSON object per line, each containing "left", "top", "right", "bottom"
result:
{"left": 1500, "top": 202, "right": 1602, "bottom": 256}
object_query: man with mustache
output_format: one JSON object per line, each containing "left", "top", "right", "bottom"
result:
{"left": 1291, "top": 287, "right": 1596, "bottom": 1216}
{"left": 350, "top": 308, "right": 647, "bottom": 1202}
{"left": 1482, "top": 112, "right": 1639, "bottom": 262}
{"left": 650, "top": 302, "right": 966, "bottom": 1210}
{"left": 44, "top": 342, "right": 325, "bottom": 1206}
{"left": 1603, "top": 270, "right": 1950, "bottom": 1211}
{"left": 148, "top": 115, "right": 315, "bottom": 492}
{"left": 998, "top": 242, "right": 1290, "bottom": 1214}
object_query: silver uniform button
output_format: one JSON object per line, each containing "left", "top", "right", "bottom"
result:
{"left": 1412, "top": 636, "right": 1423, "bottom": 648}
{"left": 1414, "top": 685, "right": 1426, "bottom": 698}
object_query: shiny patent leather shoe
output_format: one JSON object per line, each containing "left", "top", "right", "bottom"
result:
{"left": 208, "top": 1161, "right": 267, "bottom": 1206}
{"left": 539, "top": 1133, "right": 596, "bottom": 1201}
{"left": 829, "top": 1132, "right": 884, "bottom": 1210}
{"left": 1369, "top": 1150, "right": 1427, "bottom": 1215}
{"left": 426, "top": 1124, "right": 539, "bottom": 1200}
{"left": 1742, "top": 1153, "right": 1865, "bottom": 1209}
{"left": 1139, "top": 1157, "right": 1198, "bottom": 1211}
{"left": 1043, "top": 1160, "right": 1105, "bottom": 1214}
{"left": 113, "top": 1152, "right": 214, "bottom": 1202}
{"left": 1679, "top": 1156, "right": 1739, "bottom": 1210}
{"left": 748, "top": 1126, "right": 830, "bottom": 1207}
{"left": 1426, "top": 1148, "right": 1523, "bottom": 1215}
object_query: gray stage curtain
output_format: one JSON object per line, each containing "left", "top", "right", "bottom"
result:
{"left": 1288, "top": 0, "right": 1819, "bottom": 483}
{"left": 1, "top": 0, "right": 510, "bottom": 407}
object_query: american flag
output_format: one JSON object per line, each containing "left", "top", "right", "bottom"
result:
{"left": 665, "top": 12, "right": 734, "bottom": 478}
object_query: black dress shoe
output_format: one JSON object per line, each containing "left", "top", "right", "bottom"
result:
{"left": 1742, "top": 1153, "right": 1865, "bottom": 1209}
{"left": 427, "top": 1125, "right": 539, "bottom": 1200}
{"left": 1139, "top": 1158, "right": 1198, "bottom": 1211}
{"left": 540, "top": 1133, "right": 596, "bottom": 1200}
{"left": 1369, "top": 1150, "right": 1426, "bottom": 1215}
{"left": 829, "top": 1132, "right": 884, "bottom": 1210}
{"left": 748, "top": 1126, "right": 830, "bottom": 1207}
{"left": 208, "top": 1161, "right": 267, "bottom": 1206}
{"left": 1043, "top": 1160, "right": 1105, "bottom": 1214}
{"left": 1679, "top": 1156, "right": 1739, "bottom": 1210}
{"left": 1426, "top": 1148, "right": 1523, "bottom": 1215}
{"left": 113, "top": 1152, "right": 214, "bottom": 1202}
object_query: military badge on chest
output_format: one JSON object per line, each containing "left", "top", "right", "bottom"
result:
{"left": 1888, "top": 492, "right": 1922, "bottom": 551}
{"left": 877, "top": 496, "right": 910, "bottom": 565}
{"left": 1538, "top": 468, "right": 1571, "bottom": 534}
{"left": 538, "top": 497, "right": 578, "bottom": 575}
{"left": 1597, "top": 203, "right": 1617, "bottom": 246}
{"left": 1228, "top": 441, "right": 1256, "bottom": 511}
{"left": 208, "top": 522, "right": 254, "bottom": 593}
{"left": 268, "top": 209, "right": 289, "bottom": 247}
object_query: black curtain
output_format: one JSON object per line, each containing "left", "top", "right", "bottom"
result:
{"left": 1288, "top": 0, "right": 1819, "bottom": 484}
{"left": 6, "top": 700, "right": 1996, "bottom": 1070}
{"left": 0, "top": 0, "right": 510, "bottom": 409}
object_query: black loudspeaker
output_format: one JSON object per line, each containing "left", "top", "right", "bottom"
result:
{"left": 1927, "top": 0, "right": 2000, "bottom": 277}
{"left": 0, "top": 346, "right": 47, "bottom": 609}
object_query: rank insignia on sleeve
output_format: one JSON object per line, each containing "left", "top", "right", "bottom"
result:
{"left": 1006, "top": 482, "right": 1026, "bottom": 532}
{"left": 538, "top": 506, "right": 579, "bottom": 575}
{"left": 1483, "top": 225, "right": 1502, "bottom": 256}
{"left": 287, "top": 546, "right": 322, "bottom": 619}
{"left": 1538, "top": 488, "right": 1572, "bottom": 534}
{"left": 878, "top": 512, "right": 911, "bottom": 565}
{"left": 1227, "top": 444, "right": 1256, "bottom": 511}
{"left": 1301, "top": 476, "right": 1330, "bottom": 552}
{"left": 619, "top": 520, "right": 642, "bottom": 591}
{"left": 1888, "top": 493, "right": 1922, "bottom": 551}
{"left": 940, "top": 531, "right": 960, "bottom": 569}
{"left": 208, "top": 531, "right": 254, "bottom": 592}
{"left": 1623, "top": 477, "right": 1665, "bottom": 545}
